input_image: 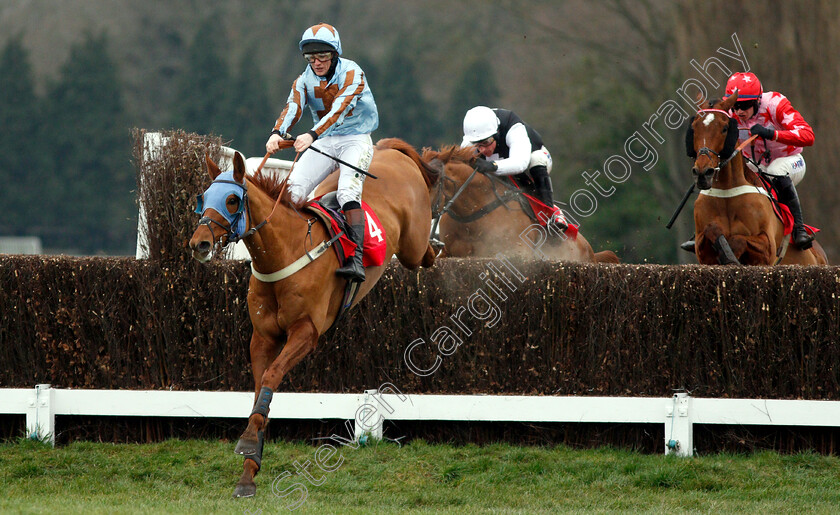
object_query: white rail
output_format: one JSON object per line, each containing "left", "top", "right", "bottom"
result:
{"left": 3, "top": 386, "right": 840, "bottom": 457}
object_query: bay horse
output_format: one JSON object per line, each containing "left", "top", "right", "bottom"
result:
{"left": 422, "top": 145, "right": 620, "bottom": 263}
{"left": 188, "top": 138, "right": 438, "bottom": 498}
{"left": 687, "top": 94, "right": 827, "bottom": 265}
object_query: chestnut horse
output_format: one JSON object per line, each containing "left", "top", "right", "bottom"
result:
{"left": 188, "top": 139, "right": 438, "bottom": 498}
{"left": 687, "top": 94, "right": 827, "bottom": 265}
{"left": 422, "top": 145, "right": 619, "bottom": 263}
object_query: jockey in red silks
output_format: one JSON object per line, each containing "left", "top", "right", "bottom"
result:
{"left": 728, "top": 71, "right": 816, "bottom": 250}
{"left": 682, "top": 72, "right": 816, "bottom": 253}
{"left": 461, "top": 106, "right": 566, "bottom": 231}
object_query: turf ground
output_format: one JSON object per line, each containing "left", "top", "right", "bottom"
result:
{"left": 2, "top": 438, "right": 840, "bottom": 514}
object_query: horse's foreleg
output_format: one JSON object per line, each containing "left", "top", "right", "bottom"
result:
{"left": 259, "top": 316, "right": 319, "bottom": 388}
{"left": 698, "top": 223, "right": 741, "bottom": 265}
{"left": 396, "top": 218, "right": 438, "bottom": 269}
{"left": 233, "top": 331, "right": 283, "bottom": 498}
{"left": 712, "top": 235, "right": 741, "bottom": 265}
{"left": 233, "top": 319, "right": 317, "bottom": 498}
{"left": 233, "top": 455, "right": 261, "bottom": 498}
{"left": 421, "top": 243, "right": 436, "bottom": 267}
{"left": 236, "top": 332, "right": 282, "bottom": 455}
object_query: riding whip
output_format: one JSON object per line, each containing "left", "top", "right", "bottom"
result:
{"left": 666, "top": 184, "right": 695, "bottom": 229}
{"left": 279, "top": 132, "right": 378, "bottom": 179}
{"left": 668, "top": 135, "right": 759, "bottom": 229}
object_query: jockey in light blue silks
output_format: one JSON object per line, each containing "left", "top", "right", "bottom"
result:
{"left": 266, "top": 23, "right": 378, "bottom": 283}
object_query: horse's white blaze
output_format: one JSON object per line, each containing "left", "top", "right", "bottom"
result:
{"left": 703, "top": 113, "right": 715, "bottom": 126}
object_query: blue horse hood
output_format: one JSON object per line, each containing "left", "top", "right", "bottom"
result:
{"left": 196, "top": 171, "right": 248, "bottom": 236}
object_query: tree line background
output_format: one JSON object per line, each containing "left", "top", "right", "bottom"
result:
{"left": 1, "top": 0, "right": 837, "bottom": 263}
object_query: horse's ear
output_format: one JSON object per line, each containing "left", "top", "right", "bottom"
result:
{"left": 232, "top": 151, "right": 246, "bottom": 184}
{"left": 722, "top": 117, "right": 739, "bottom": 156}
{"left": 695, "top": 91, "right": 707, "bottom": 110}
{"left": 720, "top": 89, "right": 738, "bottom": 110}
{"left": 427, "top": 157, "right": 444, "bottom": 176}
{"left": 205, "top": 154, "right": 221, "bottom": 180}
{"left": 685, "top": 120, "right": 697, "bottom": 159}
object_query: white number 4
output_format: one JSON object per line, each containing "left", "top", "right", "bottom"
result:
{"left": 366, "top": 215, "right": 384, "bottom": 242}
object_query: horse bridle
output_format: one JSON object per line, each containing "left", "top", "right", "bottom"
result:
{"left": 431, "top": 166, "right": 477, "bottom": 219}
{"left": 693, "top": 109, "right": 740, "bottom": 176}
{"left": 195, "top": 179, "right": 269, "bottom": 249}
{"left": 431, "top": 162, "right": 522, "bottom": 235}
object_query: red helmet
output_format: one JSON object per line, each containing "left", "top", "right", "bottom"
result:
{"left": 726, "top": 72, "right": 762, "bottom": 100}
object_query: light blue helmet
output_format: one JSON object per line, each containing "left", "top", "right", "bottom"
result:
{"left": 299, "top": 23, "right": 342, "bottom": 56}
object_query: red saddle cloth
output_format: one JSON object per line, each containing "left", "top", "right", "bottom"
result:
{"left": 521, "top": 193, "right": 579, "bottom": 240}
{"left": 307, "top": 199, "right": 387, "bottom": 267}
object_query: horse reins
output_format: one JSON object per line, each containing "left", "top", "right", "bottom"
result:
{"left": 200, "top": 144, "right": 301, "bottom": 249}
{"left": 693, "top": 113, "right": 794, "bottom": 263}
{"left": 431, "top": 162, "right": 524, "bottom": 235}
{"left": 238, "top": 146, "right": 348, "bottom": 282}
{"left": 696, "top": 109, "right": 758, "bottom": 173}
{"left": 434, "top": 166, "right": 478, "bottom": 219}
{"left": 668, "top": 121, "right": 760, "bottom": 230}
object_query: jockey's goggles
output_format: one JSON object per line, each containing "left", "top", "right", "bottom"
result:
{"left": 733, "top": 100, "right": 758, "bottom": 112}
{"left": 304, "top": 52, "right": 333, "bottom": 64}
{"left": 472, "top": 136, "right": 495, "bottom": 148}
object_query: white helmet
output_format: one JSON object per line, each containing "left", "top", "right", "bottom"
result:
{"left": 463, "top": 106, "right": 499, "bottom": 143}
{"left": 299, "top": 23, "right": 342, "bottom": 55}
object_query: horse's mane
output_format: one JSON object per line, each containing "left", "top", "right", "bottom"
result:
{"left": 376, "top": 137, "right": 440, "bottom": 187}
{"left": 421, "top": 144, "right": 476, "bottom": 166}
{"left": 249, "top": 169, "right": 286, "bottom": 200}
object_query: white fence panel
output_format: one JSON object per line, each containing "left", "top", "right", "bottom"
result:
{"left": 692, "top": 398, "right": 840, "bottom": 427}
{"left": 5, "top": 386, "right": 840, "bottom": 457}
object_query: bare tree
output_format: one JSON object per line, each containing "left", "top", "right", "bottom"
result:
{"left": 501, "top": 0, "right": 695, "bottom": 260}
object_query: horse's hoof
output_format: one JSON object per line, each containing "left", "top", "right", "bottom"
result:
{"left": 233, "top": 482, "right": 256, "bottom": 498}
{"left": 234, "top": 437, "right": 258, "bottom": 456}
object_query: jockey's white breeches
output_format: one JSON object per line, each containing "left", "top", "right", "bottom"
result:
{"left": 287, "top": 134, "right": 374, "bottom": 207}
{"left": 746, "top": 153, "right": 806, "bottom": 185}
{"left": 529, "top": 146, "right": 553, "bottom": 173}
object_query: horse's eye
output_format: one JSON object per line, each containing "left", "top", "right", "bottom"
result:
{"left": 226, "top": 196, "right": 240, "bottom": 214}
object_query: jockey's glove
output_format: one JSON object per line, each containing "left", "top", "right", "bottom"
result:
{"left": 270, "top": 130, "right": 295, "bottom": 140}
{"left": 473, "top": 158, "right": 497, "bottom": 175}
{"left": 750, "top": 124, "right": 775, "bottom": 140}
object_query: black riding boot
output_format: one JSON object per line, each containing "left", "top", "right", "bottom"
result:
{"left": 680, "top": 239, "right": 696, "bottom": 253}
{"left": 513, "top": 172, "right": 534, "bottom": 193}
{"left": 530, "top": 166, "right": 567, "bottom": 232}
{"left": 773, "top": 175, "right": 814, "bottom": 250}
{"left": 336, "top": 205, "right": 366, "bottom": 282}
{"left": 530, "top": 166, "right": 555, "bottom": 208}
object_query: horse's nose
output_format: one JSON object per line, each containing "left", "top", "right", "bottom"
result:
{"left": 195, "top": 240, "right": 211, "bottom": 254}
{"left": 692, "top": 166, "right": 714, "bottom": 177}
{"left": 188, "top": 235, "right": 211, "bottom": 252}
{"left": 692, "top": 167, "right": 712, "bottom": 189}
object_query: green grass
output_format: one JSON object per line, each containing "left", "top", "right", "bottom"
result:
{"left": 2, "top": 438, "right": 840, "bottom": 514}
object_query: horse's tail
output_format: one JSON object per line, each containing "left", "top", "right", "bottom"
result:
{"left": 376, "top": 138, "right": 440, "bottom": 188}
{"left": 594, "top": 250, "right": 621, "bottom": 264}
